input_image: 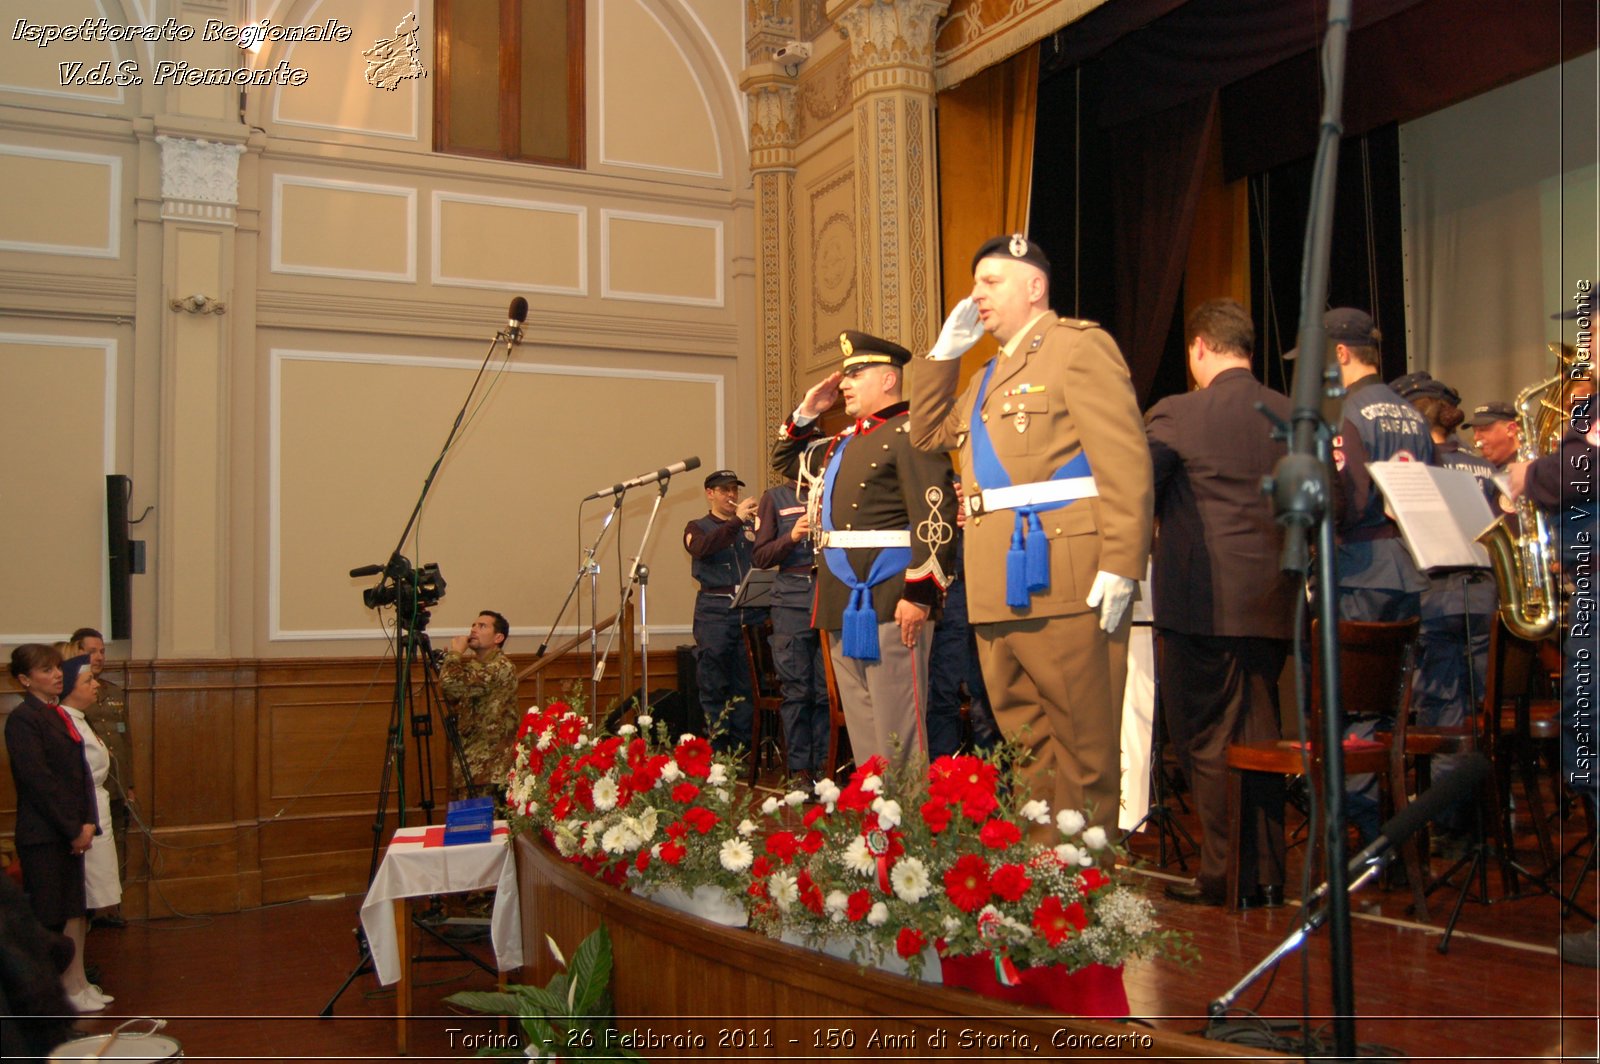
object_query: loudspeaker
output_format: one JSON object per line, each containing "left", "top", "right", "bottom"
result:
{"left": 106, "top": 475, "right": 133, "bottom": 640}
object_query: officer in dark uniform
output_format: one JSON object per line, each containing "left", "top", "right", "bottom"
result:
{"left": 752, "top": 478, "right": 831, "bottom": 785}
{"left": 1323, "top": 308, "right": 1433, "bottom": 842}
{"left": 1391, "top": 371, "right": 1499, "bottom": 847}
{"left": 683, "top": 470, "right": 763, "bottom": 752}
{"left": 772, "top": 331, "right": 958, "bottom": 774}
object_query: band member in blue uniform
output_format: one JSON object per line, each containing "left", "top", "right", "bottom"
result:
{"left": 773, "top": 330, "right": 958, "bottom": 775}
{"left": 683, "top": 469, "right": 764, "bottom": 752}
{"left": 752, "top": 477, "right": 832, "bottom": 785}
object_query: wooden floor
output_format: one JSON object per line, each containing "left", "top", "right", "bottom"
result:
{"left": 60, "top": 781, "right": 1600, "bottom": 1062}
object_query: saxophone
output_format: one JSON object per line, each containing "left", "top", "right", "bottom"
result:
{"left": 1475, "top": 343, "right": 1573, "bottom": 640}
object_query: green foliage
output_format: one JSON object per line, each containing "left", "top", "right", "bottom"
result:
{"left": 445, "top": 923, "right": 644, "bottom": 1060}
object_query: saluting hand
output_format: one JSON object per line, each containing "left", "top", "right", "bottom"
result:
{"left": 799, "top": 372, "right": 843, "bottom": 419}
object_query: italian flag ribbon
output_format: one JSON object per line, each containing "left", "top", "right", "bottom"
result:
{"left": 977, "top": 909, "right": 1022, "bottom": 987}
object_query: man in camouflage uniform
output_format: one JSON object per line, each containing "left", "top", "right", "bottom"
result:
{"left": 439, "top": 610, "right": 518, "bottom": 798}
{"left": 72, "top": 627, "right": 131, "bottom": 926}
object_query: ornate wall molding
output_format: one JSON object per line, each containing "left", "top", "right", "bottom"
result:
{"left": 934, "top": 0, "right": 1110, "bottom": 90}
{"left": 828, "top": 0, "right": 950, "bottom": 92}
{"left": 157, "top": 136, "right": 246, "bottom": 225}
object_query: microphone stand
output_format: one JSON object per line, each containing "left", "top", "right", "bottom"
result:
{"left": 597, "top": 477, "right": 673, "bottom": 710}
{"left": 534, "top": 493, "right": 626, "bottom": 712}
{"left": 1261, "top": 1, "right": 1355, "bottom": 1056}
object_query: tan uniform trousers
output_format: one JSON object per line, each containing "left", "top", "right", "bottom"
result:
{"left": 975, "top": 611, "right": 1128, "bottom": 832}
{"left": 827, "top": 620, "right": 934, "bottom": 780}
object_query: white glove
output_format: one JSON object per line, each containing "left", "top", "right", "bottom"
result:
{"left": 1085, "top": 570, "right": 1135, "bottom": 633}
{"left": 927, "top": 297, "right": 983, "bottom": 361}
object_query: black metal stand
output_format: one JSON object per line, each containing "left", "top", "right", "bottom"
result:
{"left": 1120, "top": 630, "right": 1198, "bottom": 870}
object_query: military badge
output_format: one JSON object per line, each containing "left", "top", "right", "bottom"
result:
{"left": 839, "top": 332, "right": 853, "bottom": 357}
{"left": 1009, "top": 233, "right": 1028, "bottom": 257}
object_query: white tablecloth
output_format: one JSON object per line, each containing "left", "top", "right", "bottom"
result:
{"left": 358, "top": 821, "right": 524, "bottom": 985}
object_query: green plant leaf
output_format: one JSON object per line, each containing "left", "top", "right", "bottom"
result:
{"left": 567, "top": 925, "right": 614, "bottom": 1013}
{"left": 511, "top": 981, "right": 571, "bottom": 1018}
{"left": 443, "top": 990, "right": 525, "bottom": 1015}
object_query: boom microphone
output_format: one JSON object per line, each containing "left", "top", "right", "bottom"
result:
{"left": 582, "top": 456, "right": 702, "bottom": 501}
{"left": 348, "top": 563, "right": 384, "bottom": 578}
{"left": 506, "top": 296, "right": 529, "bottom": 346}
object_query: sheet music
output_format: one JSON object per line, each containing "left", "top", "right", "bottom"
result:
{"left": 1367, "top": 461, "right": 1495, "bottom": 571}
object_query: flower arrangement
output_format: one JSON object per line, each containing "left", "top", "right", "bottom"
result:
{"left": 504, "top": 708, "right": 1191, "bottom": 1006}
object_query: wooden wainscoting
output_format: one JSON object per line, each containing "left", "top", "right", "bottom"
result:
{"left": 0, "top": 648, "right": 677, "bottom": 917}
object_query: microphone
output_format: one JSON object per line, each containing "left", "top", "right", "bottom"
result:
{"left": 349, "top": 563, "right": 384, "bottom": 578}
{"left": 582, "top": 456, "right": 702, "bottom": 501}
{"left": 505, "top": 296, "right": 529, "bottom": 346}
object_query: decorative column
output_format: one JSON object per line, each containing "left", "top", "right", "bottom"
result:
{"left": 828, "top": 0, "right": 949, "bottom": 355}
{"left": 742, "top": 7, "right": 802, "bottom": 466}
{"left": 154, "top": 135, "right": 244, "bottom": 658}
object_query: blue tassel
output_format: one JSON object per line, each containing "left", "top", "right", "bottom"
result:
{"left": 1006, "top": 519, "right": 1030, "bottom": 608}
{"left": 1024, "top": 510, "right": 1050, "bottom": 593}
{"left": 842, "top": 586, "right": 881, "bottom": 661}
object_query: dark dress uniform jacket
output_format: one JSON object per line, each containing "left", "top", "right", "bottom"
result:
{"left": 908, "top": 317, "right": 1153, "bottom": 623}
{"left": 5, "top": 694, "right": 98, "bottom": 847}
{"left": 772, "top": 401, "right": 957, "bottom": 630}
{"left": 1146, "top": 368, "right": 1296, "bottom": 639}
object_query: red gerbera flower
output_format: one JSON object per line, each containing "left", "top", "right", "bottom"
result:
{"left": 674, "top": 737, "right": 714, "bottom": 778}
{"left": 920, "top": 799, "right": 952, "bottom": 834}
{"left": 978, "top": 819, "right": 1021, "bottom": 850}
{"left": 1078, "top": 867, "right": 1110, "bottom": 894}
{"left": 944, "top": 853, "right": 993, "bottom": 912}
{"left": 659, "top": 841, "right": 686, "bottom": 865}
{"left": 1032, "top": 895, "right": 1087, "bottom": 945}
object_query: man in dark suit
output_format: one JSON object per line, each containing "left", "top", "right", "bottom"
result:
{"left": 1145, "top": 299, "right": 1295, "bottom": 908}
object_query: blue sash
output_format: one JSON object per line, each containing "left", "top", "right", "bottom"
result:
{"left": 969, "top": 359, "right": 1091, "bottom": 608}
{"left": 820, "top": 432, "right": 911, "bottom": 661}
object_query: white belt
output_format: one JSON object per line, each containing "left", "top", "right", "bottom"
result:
{"left": 817, "top": 530, "right": 911, "bottom": 549}
{"left": 966, "top": 475, "right": 1099, "bottom": 517}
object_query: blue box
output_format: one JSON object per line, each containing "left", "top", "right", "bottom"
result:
{"left": 443, "top": 797, "right": 494, "bottom": 845}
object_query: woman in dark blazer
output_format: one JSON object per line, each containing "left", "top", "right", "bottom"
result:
{"left": 5, "top": 643, "right": 103, "bottom": 1012}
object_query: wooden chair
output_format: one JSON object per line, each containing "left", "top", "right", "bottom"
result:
{"left": 741, "top": 620, "right": 787, "bottom": 785}
{"left": 1483, "top": 621, "right": 1562, "bottom": 870}
{"left": 1225, "top": 618, "right": 1428, "bottom": 914}
{"left": 815, "top": 630, "right": 853, "bottom": 781}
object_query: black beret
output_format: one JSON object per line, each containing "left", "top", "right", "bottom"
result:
{"left": 970, "top": 233, "right": 1051, "bottom": 277}
{"left": 839, "top": 330, "right": 911, "bottom": 371}
{"left": 1465, "top": 402, "right": 1517, "bottom": 427}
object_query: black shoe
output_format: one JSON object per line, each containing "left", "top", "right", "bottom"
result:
{"left": 1163, "top": 879, "right": 1226, "bottom": 906}
{"left": 1238, "top": 885, "right": 1285, "bottom": 910}
{"left": 90, "top": 913, "right": 126, "bottom": 929}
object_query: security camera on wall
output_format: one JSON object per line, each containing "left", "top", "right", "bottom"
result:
{"left": 774, "top": 41, "right": 812, "bottom": 68}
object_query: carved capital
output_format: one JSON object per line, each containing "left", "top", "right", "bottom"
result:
{"left": 157, "top": 136, "right": 244, "bottom": 224}
{"left": 742, "top": 67, "right": 800, "bottom": 169}
{"left": 827, "top": 0, "right": 950, "bottom": 90}
{"left": 746, "top": 0, "right": 797, "bottom": 64}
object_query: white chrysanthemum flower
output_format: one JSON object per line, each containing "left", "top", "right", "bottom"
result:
{"left": 761, "top": 795, "right": 781, "bottom": 815}
{"left": 719, "top": 837, "right": 754, "bottom": 873}
{"left": 1055, "top": 843, "right": 1084, "bottom": 867}
{"left": 715, "top": 788, "right": 731, "bottom": 803}
{"left": 784, "top": 789, "right": 807, "bottom": 807}
{"left": 942, "top": 915, "right": 963, "bottom": 935}
{"left": 591, "top": 775, "right": 619, "bottom": 812}
{"left": 536, "top": 728, "right": 554, "bottom": 751}
{"left": 574, "top": 734, "right": 590, "bottom": 749}
{"left": 866, "top": 902, "right": 888, "bottom": 927}
{"left": 842, "top": 836, "right": 876, "bottom": 876}
{"left": 708, "top": 763, "right": 728, "bottom": 785}
{"left": 679, "top": 733, "right": 698, "bottom": 744}
{"left": 770, "top": 871, "right": 799, "bottom": 912}
{"left": 1057, "top": 809, "right": 1087, "bottom": 836}
{"left": 890, "top": 856, "right": 929, "bottom": 903}
{"left": 824, "top": 890, "right": 849, "bottom": 920}
{"left": 660, "top": 760, "right": 683, "bottom": 784}
{"left": 871, "top": 797, "right": 902, "bottom": 829}
{"left": 737, "top": 818, "right": 757, "bottom": 837}
{"left": 861, "top": 774, "right": 883, "bottom": 794}
{"left": 553, "top": 826, "right": 579, "bottom": 857}
{"left": 637, "top": 714, "right": 653, "bottom": 728}
{"left": 637, "top": 808, "right": 659, "bottom": 838}
{"left": 618, "top": 724, "right": 636, "bottom": 736}
{"left": 580, "top": 822, "right": 601, "bottom": 853}
{"left": 1020, "top": 799, "right": 1051, "bottom": 825}
{"left": 815, "top": 779, "right": 841, "bottom": 806}
{"left": 600, "top": 824, "right": 633, "bottom": 854}
{"left": 650, "top": 842, "right": 663, "bottom": 858}
{"left": 1083, "top": 826, "right": 1109, "bottom": 850}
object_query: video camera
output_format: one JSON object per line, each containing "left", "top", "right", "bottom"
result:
{"left": 351, "top": 555, "right": 446, "bottom": 626}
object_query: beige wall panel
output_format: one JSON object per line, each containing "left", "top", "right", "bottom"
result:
{"left": 273, "top": 177, "right": 414, "bottom": 280}
{"left": 268, "top": 0, "right": 423, "bottom": 140}
{"left": 272, "top": 352, "right": 723, "bottom": 642}
{"left": 435, "top": 194, "right": 584, "bottom": 294}
{"left": 0, "top": 336, "right": 111, "bottom": 640}
{"left": 603, "top": 212, "right": 721, "bottom": 304}
{"left": 1, "top": 0, "right": 122, "bottom": 102}
{"left": 801, "top": 156, "right": 858, "bottom": 377}
{"left": 0, "top": 147, "right": 118, "bottom": 256}
{"left": 601, "top": 0, "right": 722, "bottom": 177}
{"left": 683, "top": 0, "right": 746, "bottom": 88}
{"left": 168, "top": 229, "right": 224, "bottom": 653}
{"left": 268, "top": 701, "right": 397, "bottom": 800}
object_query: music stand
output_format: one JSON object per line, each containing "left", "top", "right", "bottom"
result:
{"left": 732, "top": 567, "right": 775, "bottom": 610}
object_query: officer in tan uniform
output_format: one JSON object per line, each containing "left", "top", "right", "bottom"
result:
{"left": 439, "top": 610, "right": 518, "bottom": 798}
{"left": 908, "top": 234, "right": 1153, "bottom": 830}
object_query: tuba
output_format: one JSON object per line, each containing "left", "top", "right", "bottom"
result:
{"left": 1474, "top": 343, "right": 1574, "bottom": 640}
